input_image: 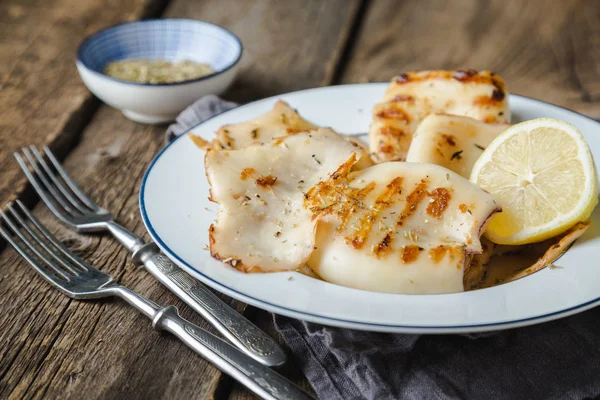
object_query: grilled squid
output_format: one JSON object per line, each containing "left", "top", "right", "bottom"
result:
{"left": 205, "top": 129, "right": 360, "bottom": 272}
{"left": 369, "top": 70, "right": 511, "bottom": 163}
{"left": 406, "top": 114, "right": 509, "bottom": 178}
{"left": 305, "top": 162, "right": 501, "bottom": 294}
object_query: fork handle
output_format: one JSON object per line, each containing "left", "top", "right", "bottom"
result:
{"left": 133, "top": 243, "right": 287, "bottom": 367}
{"left": 109, "top": 285, "right": 312, "bottom": 400}
{"left": 152, "top": 306, "right": 314, "bottom": 400}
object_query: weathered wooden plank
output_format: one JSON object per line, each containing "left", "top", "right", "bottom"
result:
{"left": 165, "top": 0, "right": 362, "bottom": 102}
{"left": 0, "top": 0, "right": 169, "bottom": 206}
{"left": 341, "top": 0, "right": 600, "bottom": 118}
{"left": 0, "top": 0, "right": 361, "bottom": 398}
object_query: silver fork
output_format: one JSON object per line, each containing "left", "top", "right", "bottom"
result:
{"left": 0, "top": 201, "right": 313, "bottom": 400}
{"left": 14, "top": 145, "right": 286, "bottom": 367}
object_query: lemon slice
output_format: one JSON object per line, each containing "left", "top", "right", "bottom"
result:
{"left": 470, "top": 118, "right": 598, "bottom": 245}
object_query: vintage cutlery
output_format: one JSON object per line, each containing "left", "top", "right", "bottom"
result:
{"left": 14, "top": 145, "right": 286, "bottom": 367}
{"left": 0, "top": 200, "right": 313, "bottom": 400}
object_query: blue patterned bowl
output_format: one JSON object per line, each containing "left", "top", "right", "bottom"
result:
{"left": 76, "top": 19, "right": 242, "bottom": 124}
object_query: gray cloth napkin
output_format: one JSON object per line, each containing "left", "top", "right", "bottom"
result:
{"left": 165, "top": 95, "right": 237, "bottom": 142}
{"left": 168, "top": 96, "right": 600, "bottom": 400}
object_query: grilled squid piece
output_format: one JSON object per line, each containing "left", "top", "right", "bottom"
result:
{"left": 369, "top": 70, "right": 511, "bottom": 163}
{"left": 305, "top": 162, "right": 500, "bottom": 294}
{"left": 205, "top": 129, "right": 360, "bottom": 272}
{"left": 344, "top": 136, "right": 375, "bottom": 170}
{"left": 406, "top": 114, "right": 510, "bottom": 178}
{"left": 204, "top": 100, "right": 373, "bottom": 170}
{"left": 212, "top": 100, "right": 318, "bottom": 150}
{"left": 187, "top": 132, "right": 211, "bottom": 149}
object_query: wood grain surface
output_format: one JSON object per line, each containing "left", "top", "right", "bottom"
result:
{"left": 165, "top": 0, "right": 362, "bottom": 102}
{"left": 341, "top": 0, "right": 600, "bottom": 117}
{"left": 0, "top": 0, "right": 598, "bottom": 399}
{"left": 0, "top": 0, "right": 170, "bottom": 207}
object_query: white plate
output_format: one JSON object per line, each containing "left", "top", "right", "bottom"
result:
{"left": 140, "top": 83, "right": 600, "bottom": 333}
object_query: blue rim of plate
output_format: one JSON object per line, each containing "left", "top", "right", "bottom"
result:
{"left": 139, "top": 85, "right": 600, "bottom": 331}
{"left": 76, "top": 18, "right": 243, "bottom": 87}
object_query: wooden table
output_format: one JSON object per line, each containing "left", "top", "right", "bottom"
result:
{"left": 1, "top": 0, "right": 598, "bottom": 398}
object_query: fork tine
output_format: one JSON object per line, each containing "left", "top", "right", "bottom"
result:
{"left": 13, "top": 200, "right": 92, "bottom": 273}
{"left": 15, "top": 150, "right": 79, "bottom": 220}
{"left": 0, "top": 222, "right": 69, "bottom": 289}
{"left": 29, "top": 146, "right": 91, "bottom": 214}
{"left": 6, "top": 202, "right": 83, "bottom": 276}
{"left": 21, "top": 148, "right": 82, "bottom": 216}
{"left": 0, "top": 205, "right": 72, "bottom": 280}
{"left": 43, "top": 146, "right": 99, "bottom": 211}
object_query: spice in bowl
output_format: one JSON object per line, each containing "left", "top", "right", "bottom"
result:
{"left": 104, "top": 59, "right": 215, "bottom": 84}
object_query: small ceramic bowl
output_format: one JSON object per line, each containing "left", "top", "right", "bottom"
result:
{"left": 76, "top": 19, "right": 242, "bottom": 124}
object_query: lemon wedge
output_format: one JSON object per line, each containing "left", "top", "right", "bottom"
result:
{"left": 470, "top": 118, "right": 598, "bottom": 245}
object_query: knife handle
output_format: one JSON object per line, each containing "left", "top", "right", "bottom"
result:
{"left": 133, "top": 243, "right": 287, "bottom": 367}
